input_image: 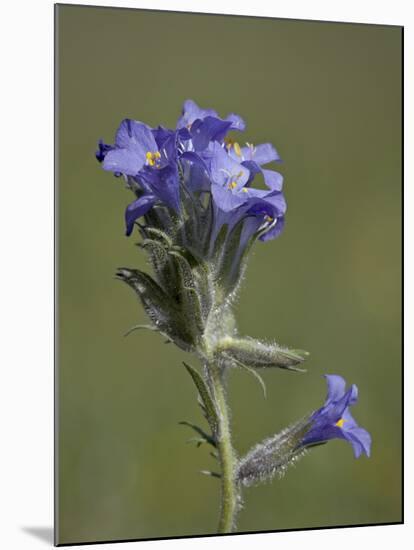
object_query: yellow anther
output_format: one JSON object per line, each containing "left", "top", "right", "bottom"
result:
{"left": 228, "top": 181, "right": 237, "bottom": 189}
{"left": 234, "top": 142, "right": 242, "bottom": 157}
{"left": 335, "top": 418, "right": 345, "bottom": 428}
{"left": 265, "top": 215, "right": 273, "bottom": 223}
{"left": 225, "top": 138, "right": 234, "bottom": 149}
{"left": 146, "top": 151, "right": 161, "bottom": 167}
{"left": 242, "top": 188, "right": 248, "bottom": 193}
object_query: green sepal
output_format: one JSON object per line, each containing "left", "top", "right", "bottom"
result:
{"left": 115, "top": 268, "right": 194, "bottom": 351}
{"left": 137, "top": 238, "right": 178, "bottom": 297}
{"left": 215, "top": 336, "right": 308, "bottom": 372}
{"left": 215, "top": 218, "right": 244, "bottom": 291}
{"left": 144, "top": 226, "right": 174, "bottom": 248}
{"left": 168, "top": 251, "right": 204, "bottom": 336}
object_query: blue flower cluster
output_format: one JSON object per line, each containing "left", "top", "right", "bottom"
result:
{"left": 96, "top": 100, "right": 286, "bottom": 249}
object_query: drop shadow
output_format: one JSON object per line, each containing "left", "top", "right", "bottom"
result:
{"left": 22, "top": 526, "right": 54, "bottom": 545}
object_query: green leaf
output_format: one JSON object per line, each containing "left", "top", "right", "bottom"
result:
{"left": 179, "top": 421, "right": 216, "bottom": 448}
{"left": 123, "top": 324, "right": 172, "bottom": 342}
{"left": 200, "top": 470, "right": 221, "bottom": 479}
{"left": 182, "top": 362, "right": 218, "bottom": 431}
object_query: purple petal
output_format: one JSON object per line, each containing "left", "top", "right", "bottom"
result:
{"left": 265, "top": 191, "right": 287, "bottom": 215}
{"left": 191, "top": 117, "right": 232, "bottom": 151}
{"left": 324, "top": 374, "right": 347, "bottom": 403}
{"left": 259, "top": 216, "right": 285, "bottom": 242}
{"left": 225, "top": 113, "right": 246, "bottom": 131}
{"left": 262, "top": 169, "right": 284, "bottom": 191}
{"left": 241, "top": 143, "right": 280, "bottom": 165}
{"left": 344, "top": 427, "right": 372, "bottom": 457}
{"left": 140, "top": 165, "right": 180, "bottom": 212}
{"left": 103, "top": 148, "right": 145, "bottom": 176}
{"left": 177, "top": 99, "right": 218, "bottom": 129}
{"left": 180, "top": 151, "right": 209, "bottom": 171}
{"left": 115, "top": 119, "right": 157, "bottom": 152}
{"left": 95, "top": 140, "right": 113, "bottom": 163}
{"left": 210, "top": 144, "right": 250, "bottom": 188}
{"left": 125, "top": 195, "right": 156, "bottom": 236}
{"left": 211, "top": 183, "right": 248, "bottom": 212}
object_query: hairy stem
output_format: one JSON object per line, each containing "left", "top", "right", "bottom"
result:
{"left": 209, "top": 363, "right": 239, "bottom": 533}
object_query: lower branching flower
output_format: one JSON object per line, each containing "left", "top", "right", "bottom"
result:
{"left": 301, "top": 374, "right": 372, "bottom": 458}
{"left": 96, "top": 99, "right": 372, "bottom": 534}
{"left": 237, "top": 375, "right": 371, "bottom": 487}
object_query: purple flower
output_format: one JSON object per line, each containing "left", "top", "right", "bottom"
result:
{"left": 301, "top": 375, "right": 371, "bottom": 458}
{"left": 177, "top": 99, "right": 245, "bottom": 132}
{"left": 227, "top": 140, "right": 284, "bottom": 192}
{"left": 177, "top": 99, "right": 245, "bottom": 151}
{"left": 96, "top": 100, "right": 287, "bottom": 244}
{"left": 97, "top": 119, "right": 184, "bottom": 234}
{"left": 102, "top": 119, "right": 164, "bottom": 176}
{"left": 125, "top": 194, "right": 156, "bottom": 236}
{"left": 207, "top": 143, "right": 286, "bottom": 245}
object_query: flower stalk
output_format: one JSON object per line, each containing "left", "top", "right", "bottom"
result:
{"left": 96, "top": 99, "right": 372, "bottom": 535}
{"left": 208, "top": 363, "right": 239, "bottom": 533}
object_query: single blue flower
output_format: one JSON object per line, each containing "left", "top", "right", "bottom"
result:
{"left": 209, "top": 143, "right": 251, "bottom": 212}
{"left": 98, "top": 119, "right": 184, "bottom": 233}
{"left": 177, "top": 99, "right": 245, "bottom": 132}
{"left": 301, "top": 375, "right": 371, "bottom": 458}
{"left": 177, "top": 99, "right": 245, "bottom": 151}
{"left": 102, "top": 119, "right": 164, "bottom": 176}
{"left": 206, "top": 143, "right": 286, "bottom": 245}
{"left": 227, "top": 140, "right": 284, "bottom": 191}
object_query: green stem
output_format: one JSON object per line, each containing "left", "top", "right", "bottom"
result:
{"left": 209, "top": 364, "right": 239, "bottom": 533}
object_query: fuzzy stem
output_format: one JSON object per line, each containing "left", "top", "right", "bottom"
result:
{"left": 209, "top": 363, "right": 239, "bottom": 533}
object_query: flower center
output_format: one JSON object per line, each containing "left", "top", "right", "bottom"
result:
{"left": 225, "top": 138, "right": 242, "bottom": 157}
{"left": 226, "top": 171, "right": 245, "bottom": 191}
{"left": 335, "top": 418, "right": 345, "bottom": 428}
{"left": 146, "top": 151, "right": 161, "bottom": 167}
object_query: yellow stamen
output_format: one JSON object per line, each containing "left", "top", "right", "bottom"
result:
{"left": 233, "top": 142, "right": 242, "bottom": 157}
{"left": 242, "top": 188, "right": 248, "bottom": 193}
{"left": 265, "top": 215, "right": 273, "bottom": 223}
{"left": 335, "top": 418, "right": 345, "bottom": 428}
{"left": 228, "top": 181, "right": 237, "bottom": 189}
{"left": 146, "top": 151, "right": 161, "bottom": 167}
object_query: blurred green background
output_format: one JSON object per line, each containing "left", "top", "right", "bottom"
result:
{"left": 56, "top": 5, "right": 402, "bottom": 545}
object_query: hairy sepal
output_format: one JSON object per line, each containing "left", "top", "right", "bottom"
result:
{"left": 215, "top": 336, "right": 309, "bottom": 371}
{"left": 115, "top": 268, "right": 194, "bottom": 351}
{"left": 237, "top": 419, "right": 311, "bottom": 487}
